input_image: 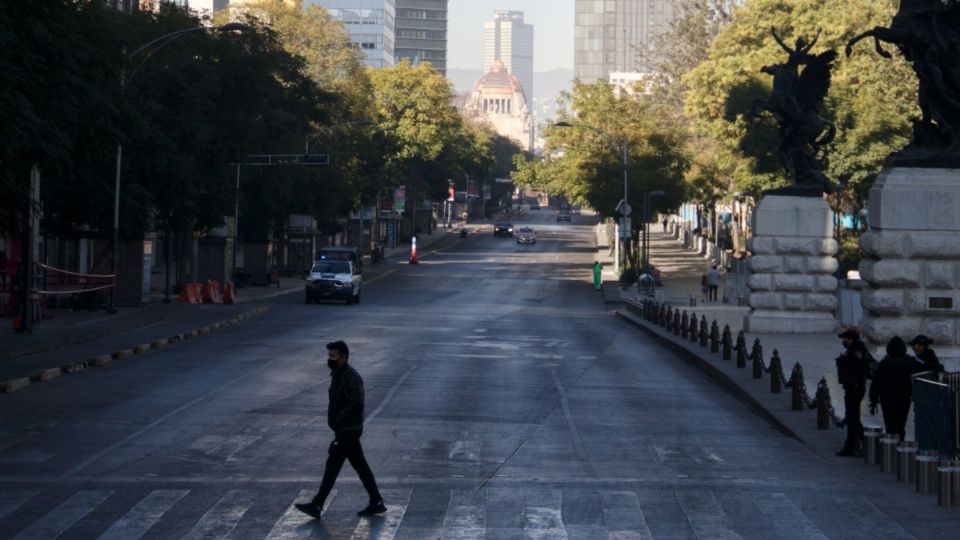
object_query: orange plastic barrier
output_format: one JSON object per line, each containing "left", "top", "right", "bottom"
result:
{"left": 202, "top": 280, "right": 223, "bottom": 304}
{"left": 222, "top": 282, "right": 237, "bottom": 305}
{"left": 178, "top": 283, "right": 202, "bottom": 304}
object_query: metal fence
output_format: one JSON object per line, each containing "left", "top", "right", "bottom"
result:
{"left": 914, "top": 372, "right": 960, "bottom": 459}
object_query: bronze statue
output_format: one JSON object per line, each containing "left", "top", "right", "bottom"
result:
{"left": 752, "top": 28, "right": 841, "bottom": 195}
{"left": 847, "top": 0, "right": 960, "bottom": 165}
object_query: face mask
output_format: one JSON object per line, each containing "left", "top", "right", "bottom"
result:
{"left": 328, "top": 359, "right": 339, "bottom": 370}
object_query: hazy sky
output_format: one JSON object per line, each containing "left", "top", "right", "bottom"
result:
{"left": 447, "top": 0, "right": 574, "bottom": 72}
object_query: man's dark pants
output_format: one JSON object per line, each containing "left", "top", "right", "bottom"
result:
{"left": 842, "top": 384, "right": 865, "bottom": 450}
{"left": 881, "top": 397, "right": 911, "bottom": 441}
{"left": 311, "top": 430, "right": 381, "bottom": 508}
{"left": 708, "top": 285, "right": 718, "bottom": 301}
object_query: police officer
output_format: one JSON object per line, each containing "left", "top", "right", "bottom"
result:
{"left": 869, "top": 336, "right": 917, "bottom": 441}
{"left": 909, "top": 335, "right": 944, "bottom": 376}
{"left": 835, "top": 328, "right": 871, "bottom": 456}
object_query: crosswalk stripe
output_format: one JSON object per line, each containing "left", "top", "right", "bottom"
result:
{"left": 97, "top": 489, "right": 188, "bottom": 540}
{"left": 441, "top": 491, "right": 484, "bottom": 540}
{"left": 601, "top": 491, "right": 653, "bottom": 539}
{"left": 0, "top": 491, "right": 38, "bottom": 521}
{"left": 675, "top": 491, "right": 742, "bottom": 540}
{"left": 265, "top": 489, "right": 337, "bottom": 539}
{"left": 832, "top": 495, "right": 916, "bottom": 540}
{"left": 753, "top": 493, "right": 826, "bottom": 540}
{"left": 524, "top": 506, "right": 567, "bottom": 539}
{"left": 13, "top": 489, "right": 113, "bottom": 540}
{"left": 181, "top": 489, "right": 256, "bottom": 540}
{"left": 349, "top": 492, "right": 409, "bottom": 540}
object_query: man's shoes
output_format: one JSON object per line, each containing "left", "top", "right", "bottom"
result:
{"left": 357, "top": 499, "right": 387, "bottom": 516}
{"left": 295, "top": 502, "right": 321, "bottom": 519}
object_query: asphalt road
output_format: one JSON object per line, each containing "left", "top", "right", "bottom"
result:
{"left": 0, "top": 209, "right": 955, "bottom": 539}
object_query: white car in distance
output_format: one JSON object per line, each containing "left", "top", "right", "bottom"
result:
{"left": 515, "top": 227, "right": 537, "bottom": 244}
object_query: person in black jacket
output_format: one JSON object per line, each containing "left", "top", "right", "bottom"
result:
{"left": 835, "top": 328, "right": 872, "bottom": 456}
{"left": 909, "top": 335, "right": 944, "bottom": 377}
{"left": 869, "top": 336, "right": 917, "bottom": 441}
{"left": 296, "top": 341, "right": 385, "bottom": 519}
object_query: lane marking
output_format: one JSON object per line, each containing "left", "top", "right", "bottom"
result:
{"left": 266, "top": 488, "right": 336, "bottom": 539}
{"left": 181, "top": 489, "right": 256, "bottom": 540}
{"left": 365, "top": 366, "right": 416, "bottom": 425}
{"left": 0, "top": 491, "right": 38, "bottom": 521}
{"left": 14, "top": 489, "right": 113, "bottom": 540}
{"left": 552, "top": 370, "right": 591, "bottom": 466}
{"left": 97, "top": 489, "right": 188, "bottom": 540}
{"left": 524, "top": 505, "right": 568, "bottom": 540}
{"left": 601, "top": 491, "right": 653, "bottom": 539}
{"left": 348, "top": 492, "right": 409, "bottom": 540}
{"left": 753, "top": 493, "right": 826, "bottom": 540}
{"left": 675, "top": 491, "right": 742, "bottom": 540}
{"left": 442, "top": 490, "right": 484, "bottom": 540}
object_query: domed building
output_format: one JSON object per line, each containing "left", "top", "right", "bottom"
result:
{"left": 466, "top": 60, "right": 534, "bottom": 152}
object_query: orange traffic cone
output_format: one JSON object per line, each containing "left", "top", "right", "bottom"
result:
{"left": 409, "top": 236, "right": 419, "bottom": 264}
{"left": 222, "top": 282, "right": 237, "bottom": 304}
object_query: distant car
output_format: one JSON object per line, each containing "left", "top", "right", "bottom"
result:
{"left": 557, "top": 211, "right": 571, "bottom": 223}
{"left": 316, "top": 246, "right": 363, "bottom": 274}
{"left": 530, "top": 202, "right": 541, "bottom": 210}
{"left": 570, "top": 205, "right": 581, "bottom": 216}
{"left": 515, "top": 227, "right": 537, "bottom": 244}
{"left": 305, "top": 259, "right": 362, "bottom": 304}
{"left": 494, "top": 222, "right": 514, "bottom": 236}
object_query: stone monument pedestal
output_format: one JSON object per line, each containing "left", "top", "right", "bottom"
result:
{"left": 744, "top": 195, "right": 839, "bottom": 333}
{"left": 860, "top": 168, "right": 960, "bottom": 364}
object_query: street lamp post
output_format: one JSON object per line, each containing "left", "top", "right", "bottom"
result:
{"left": 554, "top": 121, "right": 630, "bottom": 274}
{"left": 109, "top": 22, "right": 248, "bottom": 314}
{"left": 642, "top": 190, "right": 665, "bottom": 273}
{"left": 302, "top": 120, "right": 374, "bottom": 258}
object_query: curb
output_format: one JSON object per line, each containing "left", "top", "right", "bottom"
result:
{"left": 615, "top": 308, "right": 803, "bottom": 443}
{"left": 0, "top": 307, "right": 269, "bottom": 394}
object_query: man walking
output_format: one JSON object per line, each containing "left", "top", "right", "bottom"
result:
{"left": 707, "top": 265, "right": 720, "bottom": 302}
{"left": 296, "top": 341, "right": 386, "bottom": 519}
{"left": 869, "top": 336, "right": 917, "bottom": 441}
{"left": 909, "top": 335, "right": 944, "bottom": 376}
{"left": 835, "top": 329, "right": 872, "bottom": 456}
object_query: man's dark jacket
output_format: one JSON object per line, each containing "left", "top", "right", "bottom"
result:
{"left": 916, "top": 348, "right": 944, "bottom": 374}
{"left": 836, "top": 340, "right": 871, "bottom": 388}
{"left": 328, "top": 363, "right": 365, "bottom": 433}
{"left": 870, "top": 353, "right": 917, "bottom": 404}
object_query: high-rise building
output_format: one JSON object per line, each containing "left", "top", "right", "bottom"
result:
{"left": 483, "top": 11, "right": 533, "bottom": 108}
{"left": 306, "top": 0, "right": 396, "bottom": 68}
{"left": 574, "top": 0, "right": 674, "bottom": 83}
{"left": 394, "top": 0, "right": 448, "bottom": 75}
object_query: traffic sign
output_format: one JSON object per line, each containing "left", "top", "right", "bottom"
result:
{"left": 245, "top": 154, "right": 329, "bottom": 166}
{"left": 615, "top": 199, "right": 632, "bottom": 217}
{"left": 619, "top": 218, "right": 632, "bottom": 238}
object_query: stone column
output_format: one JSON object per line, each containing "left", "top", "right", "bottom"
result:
{"left": 860, "top": 168, "right": 960, "bottom": 364}
{"left": 743, "top": 195, "right": 839, "bottom": 333}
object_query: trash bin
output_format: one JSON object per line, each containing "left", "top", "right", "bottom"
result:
{"left": 863, "top": 427, "right": 882, "bottom": 466}
{"left": 880, "top": 434, "right": 898, "bottom": 473}
{"left": 896, "top": 441, "right": 917, "bottom": 483}
{"left": 937, "top": 460, "right": 957, "bottom": 507}
{"left": 916, "top": 450, "right": 939, "bottom": 494}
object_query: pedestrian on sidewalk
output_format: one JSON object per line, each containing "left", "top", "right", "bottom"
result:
{"left": 909, "top": 335, "right": 944, "bottom": 377}
{"left": 296, "top": 341, "right": 386, "bottom": 519}
{"left": 708, "top": 265, "right": 720, "bottom": 302}
{"left": 869, "top": 336, "right": 917, "bottom": 441}
{"left": 592, "top": 261, "right": 603, "bottom": 290}
{"left": 835, "top": 328, "right": 872, "bottom": 456}
{"left": 700, "top": 273, "right": 709, "bottom": 302}
{"left": 662, "top": 218, "right": 668, "bottom": 232}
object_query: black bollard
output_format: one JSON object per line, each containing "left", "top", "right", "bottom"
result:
{"left": 659, "top": 304, "right": 667, "bottom": 327}
{"left": 751, "top": 339, "right": 763, "bottom": 379}
{"left": 699, "top": 316, "right": 708, "bottom": 348}
{"left": 721, "top": 325, "right": 732, "bottom": 360}
{"left": 710, "top": 320, "right": 720, "bottom": 354}
{"left": 735, "top": 331, "right": 747, "bottom": 368}
{"left": 689, "top": 312, "right": 698, "bottom": 343}
{"left": 769, "top": 349, "right": 782, "bottom": 394}
{"left": 815, "top": 378, "right": 831, "bottom": 430}
{"left": 666, "top": 306, "right": 674, "bottom": 331}
{"left": 673, "top": 311, "right": 681, "bottom": 336}
{"left": 790, "top": 363, "right": 805, "bottom": 411}
{"left": 681, "top": 311, "right": 689, "bottom": 339}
